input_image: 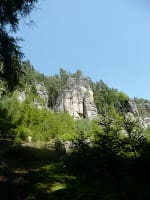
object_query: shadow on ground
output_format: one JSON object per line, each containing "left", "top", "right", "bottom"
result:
{"left": 0, "top": 139, "right": 69, "bottom": 199}
{"left": 0, "top": 138, "right": 150, "bottom": 200}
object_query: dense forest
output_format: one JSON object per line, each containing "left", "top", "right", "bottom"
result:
{"left": 1, "top": 1, "right": 150, "bottom": 199}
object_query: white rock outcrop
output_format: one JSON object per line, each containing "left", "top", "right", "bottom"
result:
{"left": 128, "top": 99, "right": 139, "bottom": 115}
{"left": 17, "top": 82, "right": 48, "bottom": 109}
{"left": 128, "top": 99, "right": 150, "bottom": 128}
{"left": 56, "top": 78, "right": 98, "bottom": 119}
{"left": 35, "top": 82, "right": 48, "bottom": 105}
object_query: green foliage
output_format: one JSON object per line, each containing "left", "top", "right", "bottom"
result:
{"left": 76, "top": 119, "right": 92, "bottom": 137}
{"left": 0, "top": 66, "right": 147, "bottom": 158}
{"left": 59, "top": 68, "right": 69, "bottom": 90}
{"left": 1, "top": 64, "right": 150, "bottom": 199}
{"left": 72, "top": 69, "right": 83, "bottom": 85}
{"left": 97, "top": 105, "right": 123, "bottom": 134}
{"left": 0, "top": 80, "right": 7, "bottom": 96}
{"left": 0, "top": 0, "right": 38, "bottom": 91}
{"left": 19, "top": 60, "right": 45, "bottom": 87}
{"left": 122, "top": 116, "right": 145, "bottom": 158}
{"left": 54, "top": 112, "right": 76, "bottom": 141}
{"left": 1, "top": 136, "right": 150, "bottom": 200}
{"left": 45, "top": 75, "right": 59, "bottom": 109}
{"left": 134, "top": 97, "right": 150, "bottom": 117}
{"left": 143, "top": 127, "right": 150, "bottom": 141}
{"left": 93, "top": 80, "right": 129, "bottom": 114}
{"left": 0, "top": 91, "right": 77, "bottom": 142}
{"left": 90, "top": 104, "right": 147, "bottom": 159}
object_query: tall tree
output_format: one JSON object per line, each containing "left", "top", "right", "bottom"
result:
{"left": 122, "top": 115, "right": 144, "bottom": 158}
{"left": 0, "top": 0, "right": 38, "bottom": 91}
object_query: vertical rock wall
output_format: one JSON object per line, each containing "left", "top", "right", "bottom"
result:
{"left": 56, "top": 78, "right": 98, "bottom": 119}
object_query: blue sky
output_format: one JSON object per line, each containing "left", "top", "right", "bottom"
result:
{"left": 17, "top": 0, "right": 150, "bottom": 99}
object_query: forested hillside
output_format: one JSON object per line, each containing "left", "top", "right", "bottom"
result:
{"left": 0, "top": 60, "right": 144, "bottom": 143}
{"left": 1, "top": 61, "right": 150, "bottom": 199}
{"left": 1, "top": 1, "right": 150, "bottom": 199}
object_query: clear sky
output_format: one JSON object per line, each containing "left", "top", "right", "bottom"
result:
{"left": 17, "top": 0, "right": 150, "bottom": 99}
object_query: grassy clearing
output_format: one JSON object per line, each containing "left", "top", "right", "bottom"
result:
{"left": 0, "top": 140, "right": 77, "bottom": 199}
{"left": 0, "top": 139, "right": 150, "bottom": 199}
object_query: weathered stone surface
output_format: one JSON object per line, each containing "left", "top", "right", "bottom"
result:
{"left": 128, "top": 99, "right": 150, "bottom": 128}
{"left": 35, "top": 82, "right": 48, "bottom": 105}
{"left": 142, "top": 117, "right": 150, "bottom": 128}
{"left": 17, "top": 91, "right": 26, "bottom": 102}
{"left": 64, "top": 141, "right": 74, "bottom": 152}
{"left": 56, "top": 78, "right": 98, "bottom": 119}
{"left": 17, "top": 82, "right": 48, "bottom": 109}
{"left": 128, "top": 99, "right": 139, "bottom": 115}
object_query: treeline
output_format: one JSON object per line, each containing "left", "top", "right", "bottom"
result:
{"left": 0, "top": 87, "right": 147, "bottom": 158}
{"left": 0, "top": 62, "right": 148, "bottom": 159}
{"left": 1, "top": 85, "right": 150, "bottom": 199}
{"left": 0, "top": 60, "right": 150, "bottom": 150}
{"left": 16, "top": 60, "right": 129, "bottom": 113}
{"left": 1, "top": 61, "right": 150, "bottom": 199}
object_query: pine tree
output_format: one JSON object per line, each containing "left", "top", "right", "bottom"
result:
{"left": 0, "top": 0, "right": 38, "bottom": 91}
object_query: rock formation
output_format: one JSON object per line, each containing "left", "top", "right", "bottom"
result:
{"left": 128, "top": 99, "right": 150, "bottom": 128}
{"left": 35, "top": 82, "right": 49, "bottom": 108}
{"left": 16, "top": 77, "right": 150, "bottom": 127}
{"left": 17, "top": 91, "right": 26, "bottom": 102}
{"left": 56, "top": 77, "right": 98, "bottom": 119}
{"left": 17, "top": 82, "right": 49, "bottom": 109}
{"left": 128, "top": 99, "right": 139, "bottom": 115}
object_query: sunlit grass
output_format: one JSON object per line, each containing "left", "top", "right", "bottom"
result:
{"left": 51, "top": 182, "right": 67, "bottom": 192}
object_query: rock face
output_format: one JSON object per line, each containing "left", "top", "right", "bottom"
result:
{"left": 128, "top": 99, "right": 150, "bottom": 128}
{"left": 17, "top": 82, "right": 49, "bottom": 109}
{"left": 35, "top": 82, "right": 49, "bottom": 108}
{"left": 142, "top": 117, "right": 150, "bottom": 128}
{"left": 17, "top": 91, "right": 26, "bottom": 102}
{"left": 56, "top": 78, "right": 98, "bottom": 119}
{"left": 137, "top": 101, "right": 150, "bottom": 128}
{"left": 128, "top": 99, "right": 139, "bottom": 115}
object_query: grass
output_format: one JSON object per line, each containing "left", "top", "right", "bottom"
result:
{"left": 0, "top": 139, "right": 79, "bottom": 199}
{"left": 0, "top": 140, "right": 117, "bottom": 199}
{"left": 0, "top": 138, "right": 150, "bottom": 199}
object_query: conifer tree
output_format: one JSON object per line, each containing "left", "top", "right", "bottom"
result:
{"left": 0, "top": 0, "right": 38, "bottom": 91}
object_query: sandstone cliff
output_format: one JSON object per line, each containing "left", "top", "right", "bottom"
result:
{"left": 56, "top": 77, "right": 98, "bottom": 119}
{"left": 17, "top": 82, "right": 49, "bottom": 109}
{"left": 128, "top": 99, "right": 150, "bottom": 128}
{"left": 16, "top": 75, "right": 150, "bottom": 127}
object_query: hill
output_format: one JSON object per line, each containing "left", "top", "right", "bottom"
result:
{"left": 1, "top": 60, "right": 150, "bottom": 143}
{"left": 1, "top": 61, "right": 150, "bottom": 199}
